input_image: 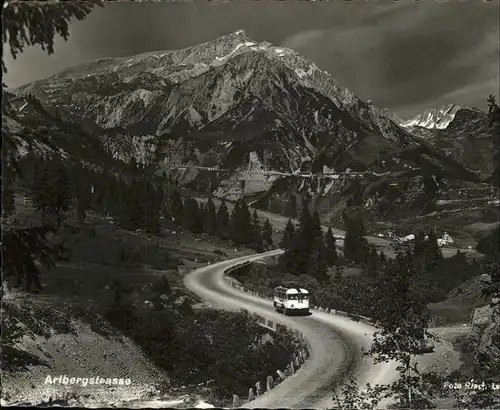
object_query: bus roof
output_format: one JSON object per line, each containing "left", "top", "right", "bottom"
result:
{"left": 274, "top": 286, "right": 309, "bottom": 294}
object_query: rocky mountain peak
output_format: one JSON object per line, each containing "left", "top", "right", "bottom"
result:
{"left": 401, "top": 104, "right": 465, "bottom": 130}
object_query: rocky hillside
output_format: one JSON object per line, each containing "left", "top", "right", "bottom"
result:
{"left": 1, "top": 289, "right": 168, "bottom": 407}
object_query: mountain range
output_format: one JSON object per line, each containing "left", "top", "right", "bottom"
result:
{"left": 4, "top": 30, "right": 497, "bottom": 233}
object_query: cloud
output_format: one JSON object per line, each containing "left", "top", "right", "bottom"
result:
{"left": 279, "top": 0, "right": 499, "bottom": 118}
{"left": 282, "top": 30, "right": 326, "bottom": 50}
{"left": 3, "top": 0, "right": 498, "bottom": 118}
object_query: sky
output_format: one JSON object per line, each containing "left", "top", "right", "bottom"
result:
{"left": 3, "top": 0, "right": 499, "bottom": 119}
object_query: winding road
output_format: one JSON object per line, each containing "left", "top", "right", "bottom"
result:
{"left": 184, "top": 249, "right": 400, "bottom": 409}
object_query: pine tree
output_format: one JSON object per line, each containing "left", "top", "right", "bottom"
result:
{"left": 348, "top": 179, "right": 364, "bottom": 207}
{"left": 2, "top": 1, "right": 101, "bottom": 74}
{"left": 262, "top": 218, "right": 273, "bottom": 249}
{"left": 156, "top": 185, "right": 167, "bottom": 223}
{"left": 31, "top": 160, "right": 50, "bottom": 221}
{"left": 2, "top": 0, "right": 100, "bottom": 297}
{"left": 192, "top": 202, "right": 204, "bottom": 234}
{"left": 285, "top": 195, "right": 298, "bottom": 218}
{"left": 183, "top": 198, "right": 201, "bottom": 232}
{"left": 229, "top": 198, "right": 254, "bottom": 245}
{"left": 229, "top": 200, "right": 241, "bottom": 243}
{"left": 204, "top": 194, "right": 217, "bottom": 235}
{"left": 119, "top": 178, "right": 145, "bottom": 230}
{"left": 31, "top": 158, "right": 71, "bottom": 228}
{"left": 238, "top": 199, "right": 253, "bottom": 245}
{"left": 115, "top": 178, "right": 130, "bottom": 223}
{"left": 413, "top": 231, "right": 426, "bottom": 273}
{"left": 287, "top": 196, "right": 314, "bottom": 275}
{"left": 367, "top": 246, "right": 378, "bottom": 276}
{"left": 251, "top": 210, "right": 264, "bottom": 252}
{"left": 368, "top": 245, "right": 435, "bottom": 410}
{"left": 343, "top": 212, "right": 368, "bottom": 264}
{"left": 72, "top": 164, "right": 92, "bottom": 224}
{"left": 308, "top": 232, "right": 328, "bottom": 281}
{"left": 310, "top": 210, "right": 323, "bottom": 244}
{"left": 424, "top": 229, "right": 443, "bottom": 272}
{"left": 379, "top": 251, "right": 387, "bottom": 266}
{"left": 3, "top": 226, "right": 69, "bottom": 292}
{"left": 324, "top": 227, "right": 338, "bottom": 266}
{"left": 97, "top": 172, "right": 115, "bottom": 215}
{"left": 144, "top": 182, "right": 163, "bottom": 234}
{"left": 259, "top": 195, "right": 270, "bottom": 211}
{"left": 372, "top": 246, "right": 421, "bottom": 330}
{"left": 216, "top": 199, "right": 230, "bottom": 239}
{"left": 169, "top": 188, "right": 184, "bottom": 222}
{"left": 280, "top": 219, "right": 295, "bottom": 249}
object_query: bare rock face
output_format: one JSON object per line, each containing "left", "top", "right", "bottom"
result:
{"left": 475, "top": 304, "right": 500, "bottom": 380}
{"left": 472, "top": 305, "right": 493, "bottom": 328}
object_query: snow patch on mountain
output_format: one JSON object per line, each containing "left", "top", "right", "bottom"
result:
{"left": 273, "top": 48, "right": 286, "bottom": 57}
{"left": 215, "top": 42, "right": 257, "bottom": 62}
{"left": 295, "top": 64, "right": 319, "bottom": 79}
{"left": 402, "top": 105, "right": 462, "bottom": 130}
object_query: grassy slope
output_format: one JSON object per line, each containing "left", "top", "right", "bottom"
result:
{"left": 428, "top": 275, "right": 490, "bottom": 326}
{"left": 4, "top": 198, "right": 299, "bottom": 407}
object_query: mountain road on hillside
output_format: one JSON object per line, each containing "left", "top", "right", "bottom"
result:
{"left": 184, "top": 249, "right": 399, "bottom": 409}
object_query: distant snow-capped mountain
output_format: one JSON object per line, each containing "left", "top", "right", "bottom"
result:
{"left": 400, "top": 104, "right": 492, "bottom": 175}
{"left": 401, "top": 104, "right": 464, "bottom": 130}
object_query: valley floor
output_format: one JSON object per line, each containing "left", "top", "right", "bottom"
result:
{"left": 197, "top": 195, "right": 484, "bottom": 259}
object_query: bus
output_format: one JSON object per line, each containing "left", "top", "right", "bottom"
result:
{"left": 273, "top": 286, "right": 310, "bottom": 315}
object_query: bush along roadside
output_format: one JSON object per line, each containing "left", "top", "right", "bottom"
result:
{"left": 224, "top": 272, "right": 376, "bottom": 327}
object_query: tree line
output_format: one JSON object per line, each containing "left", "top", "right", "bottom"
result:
{"left": 3, "top": 151, "right": 281, "bottom": 292}
{"left": 279, "top": 195, "right": 338, "bottom": 281}
{"left": 169, "top": 190, "right": 274, "bottom": 252}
